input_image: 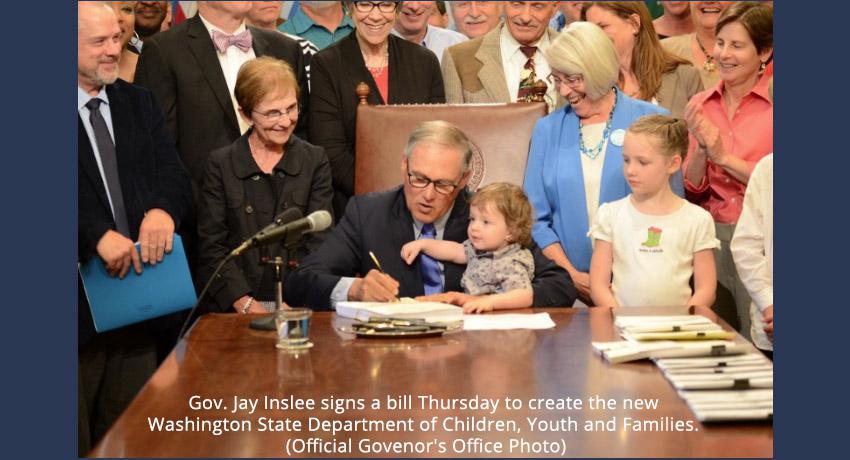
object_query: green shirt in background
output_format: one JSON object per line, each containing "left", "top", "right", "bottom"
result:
{"left": 279, "top": 8, "right": 355, "bottom": 50}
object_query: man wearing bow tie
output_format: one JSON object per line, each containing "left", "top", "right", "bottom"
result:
{"left": 135, "top": 1, "right": 309, "bottom": 188}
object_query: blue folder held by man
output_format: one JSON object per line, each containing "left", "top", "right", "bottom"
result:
{"left": 79, "top": 234, "right": 196, "bottom": 332}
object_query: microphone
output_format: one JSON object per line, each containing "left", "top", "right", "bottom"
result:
{"left": 258, "top": 207, "right": 303, "bottom": 235}
{"left": 229, "top": 208, "right": 302, "bottom": 258}
{"left": 230, "top": 210, "right": 332, "bottom": 257}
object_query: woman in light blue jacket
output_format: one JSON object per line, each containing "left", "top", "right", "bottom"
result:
{"left": 524, "top": 22, "right": 683, "bottom": 303}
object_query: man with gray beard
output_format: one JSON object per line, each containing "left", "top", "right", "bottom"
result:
{"left": 77, "top": 2, "right": 191, "bottom": 455}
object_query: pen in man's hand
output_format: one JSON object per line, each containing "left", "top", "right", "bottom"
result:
{"left": 368, "top": 251, "right": 399, "bottom": 302}
{"left": 369, "top": 251, "right": 385, "bottom": 273}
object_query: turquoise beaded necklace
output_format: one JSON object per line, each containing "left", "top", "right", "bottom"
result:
{"left": 577, "top": 88, "right": 618, "bottom": 160}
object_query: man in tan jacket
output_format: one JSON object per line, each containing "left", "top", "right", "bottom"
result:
{"left": 442, "top": 1, "right": 562, "bottom": 111}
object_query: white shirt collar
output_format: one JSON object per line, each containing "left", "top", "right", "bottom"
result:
{"left": 421, "top": 25, "right": 432, "bottom": 46}
{"left": 500, "top": 23, "right": 550, "bottom": 58}
{"left": 78, "top": 85, "right": 109, "bottom": 112}
{"left": 413, "top": 202, "right": 455, "bottom": 237}
{"left": 197, "top": 12, "right": 248, "bottom": 39}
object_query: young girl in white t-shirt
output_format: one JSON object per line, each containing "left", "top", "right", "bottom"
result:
{"left": 589, "top": 115, "right": 719, "bottom": 307}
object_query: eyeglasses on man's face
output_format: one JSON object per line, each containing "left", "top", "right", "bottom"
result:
{"left": 252, "top": 104, "right": 299, "bottom": 122}
{"left": 547, "top": 72, "right": 583, "bottom": 89}
{"left": 406, "top": 168, "right": 462, "bottom": 195}
{"left": 352, "top": 2, "right": 398, "bottom": 13}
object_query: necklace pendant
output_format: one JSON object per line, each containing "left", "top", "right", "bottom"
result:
{"left": 580, "top": 147, "right": 601, "bottom": 160}
{"left": 703, "top": 59, "right": 716, "bottom": 73}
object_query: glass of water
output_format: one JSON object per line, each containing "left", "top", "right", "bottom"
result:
{"left": 275, "top": 308, "right": 313, "bottom": 350}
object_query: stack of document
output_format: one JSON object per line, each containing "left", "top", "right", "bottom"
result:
{"left": 678, "top": 389, "right": 773, "bottom": 422}
{"left": 335, "top": 299, "right": 462, "bottom": 322}
{"left": 662, "top": 365, "right": 773, "bottom": 390}
{"left": 616, "top": 315, "right": 722, "bottom": 333}
{"left": 655, "top": 354, "right": 773, "bottom": 421}
{"left": 335, "top": 300, "right": 555, "bottom": 330}
{"left": 593, "top": 315, "right": 747, "bottom": 364}
{"left": 592, "top": 340, "right": 680, "bottom": 364}
{"left": 593, "top": 340, "right": 749, "bottom": 364}
{"left": 598, "top": 313, "right": 773, "bottom": 422}
{"left": 656, "top": 353, "right": 771, "bottom": 373}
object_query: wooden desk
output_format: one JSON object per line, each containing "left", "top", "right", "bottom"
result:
{"left": 91, "top": 308, "right": 772, "bottom": 457}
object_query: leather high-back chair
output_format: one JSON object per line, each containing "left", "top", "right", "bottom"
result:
{"left": 354, "top": 82, "right": 548, "bottom": 195}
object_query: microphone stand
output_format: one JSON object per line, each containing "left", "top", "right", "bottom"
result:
{"left": 176, "top": 252, "right": 236, "bottom": 341}
{"left": 177, "top": 226, "right": 306, "bottom": 339}
{"left": 250, "top": 231, "right": 305, "bottom": 330}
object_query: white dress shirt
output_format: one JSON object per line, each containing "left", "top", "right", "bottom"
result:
{"left": 198, "top": 13, "right": 256, "bottom": 134}
{"left": 730, "top": 154, "right": 774, "bottom": 351}
{"left": 499, "top": 25, "right": 557, "bottom": 110}
{"left": 78, "top": 85, "right": 119, "bottom": 220}
{"left": 392, "top": 25, "right": 468, "bottom": 65}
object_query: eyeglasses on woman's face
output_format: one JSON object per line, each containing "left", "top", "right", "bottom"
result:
{"left": 252, "top": 103, "right": 299, "bottom": 122}
{"left": 547, "top": 72, "right": 584, "bottom": 89}
{"left": 352, "top": 2, "right": 398, "bottom": 14}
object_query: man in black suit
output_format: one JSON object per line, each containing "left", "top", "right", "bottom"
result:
{"left": 285, "top": 121, "right": 577, "bottom": 310}
{"left": 135, "top": 1, "right": 309, "bottom": 186}
{"left": 77, "top": 3, "right": 191, "bottom": 454}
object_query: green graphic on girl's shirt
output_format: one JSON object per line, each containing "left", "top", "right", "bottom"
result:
{"left": 641, "top": 226, "right": 663, "bottom": 248}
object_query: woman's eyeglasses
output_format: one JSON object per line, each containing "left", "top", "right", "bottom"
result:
{"left": 547, "top": 73, "right": 583, "bottom": 89}
{"left": 252, "top": 105, "right": 299, "bottom": 122}
{"left": 352, "top": 2, "right": 398, "bottom": 13}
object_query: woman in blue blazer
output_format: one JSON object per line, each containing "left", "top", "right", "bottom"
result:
{"left": 524, "top": 22, "right": 683, "bottom": 303}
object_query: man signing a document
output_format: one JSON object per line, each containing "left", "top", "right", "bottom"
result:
{"left": 284, "top": 121, "right": 576, "bottom": 311}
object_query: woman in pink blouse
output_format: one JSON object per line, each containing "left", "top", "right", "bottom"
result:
{"left": 683, "top": 2, "right": 772, "bottom": 340}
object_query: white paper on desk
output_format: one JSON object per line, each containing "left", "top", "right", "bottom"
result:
{"left": 689, "top": 407, "right": 774, "bottom": 422}
{"left": 462, "top": 313, "right": 555, "bottom": 330}
{"left": 656, "top": 353, "right": 769, "bottom": 370}
{"left": 615, "top": 315, "right": 714, "bottom": 328}
{"left": 592, "top": 340, "right": 681, "bottom": 364}
{"left": 648, "top": 341, "right": 750, "bottom": 359}
{"left": 621, "top": 322, "right": 723, "bottom": 334}
{"left": 668, "top": 370, "right": 774, "bottom": 383}
{"left": 679, "top": 389, "right": 773, "bottom": 403}
{"left": 335, "top": 299, "right": 462, "bottom": 322}
{"left": 680, "top": 390, "right": 774, "bottom": 422}
{"left": 669, "top": 375, "right": 773, "bottom": 390}
{"left": 664, "top": 364, "right": 774, "bottom": 375}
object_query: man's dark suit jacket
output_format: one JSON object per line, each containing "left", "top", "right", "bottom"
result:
{"left": 134, "top": 15, "right": 309, "bottom": 185}
{"left": 284, "top": 187, "right": 577, "bottom": 311}
{"left": 309, "top": 33, "right": 446, "bottom": 219}
{"left": 78, "top": 79, "right": 192, "bottom": 345}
